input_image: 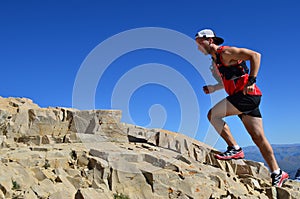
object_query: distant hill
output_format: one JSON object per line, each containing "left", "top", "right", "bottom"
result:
{"left": 243, "top": 144, "right": 300, "bottom": 178}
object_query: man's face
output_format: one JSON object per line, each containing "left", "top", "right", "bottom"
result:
{"left": 196, "top": 38, "right": 210, "bottom": 55}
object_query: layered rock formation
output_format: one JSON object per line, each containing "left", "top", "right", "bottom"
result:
{"left": 0, "top": 96, "right": 299, "bottom": 199}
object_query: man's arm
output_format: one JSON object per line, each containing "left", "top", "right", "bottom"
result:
{"left": 222, "top": 47, "right": 261, "bottom": 77}
{"left": 214, "top": 82, "right": 224, "bottom": 90}
{"left": 203, "top": 83, "right": 224, "bottom": 94}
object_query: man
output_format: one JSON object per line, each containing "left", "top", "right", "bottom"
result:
{"left": 195, "top": 29, "right": 289, "bottom": 187}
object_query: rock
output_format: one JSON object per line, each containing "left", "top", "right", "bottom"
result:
{"left": 23, "top": 188, "right": 38, "bottom": 199}
{"left": 31, "top": 167, "right": 47, "bottom": 181}
{"left": 0, "top": 96, "right": 299, "bottom": 198}
{"left": 75, "top": 188, "right": 112, "bottom": 199}
{"left": 77, "top": 152, "right": 89, "bottom": 167}
{"left": 71, "top": 110, "right": 128, "bottom": 143}
{"left": 46, "top": 150, "right": 70, "bottom": 169}
{"left": 282, "top": 180, "right": 300, "bottom": 199}
{"left": 49, "top": 190, "right": 74, "bottom": 199}
{"left": 0, "top": 136, "right": 6, "bottom": 148}
{"left": 42, "top": 135, "right": 55, "bottom": 144}
{"left": 31, "top": 178, "right": 57, "bottom": 198}
{"left": 54, "top": 174, "right": 77, "bottom": 196}
{"left": 0, "top": 191, "right": 4, "bottom": 199}
{"left": 0, "top": 165, "right": 13, "bottom": 198}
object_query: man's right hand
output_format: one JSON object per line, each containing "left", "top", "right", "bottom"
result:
{"left": 203, "top": 85, "right": 215, "bottom": 94}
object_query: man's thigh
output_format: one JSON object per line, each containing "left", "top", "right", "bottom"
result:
{"left": 209, "top": 98, "right": 242, "bottom": 118}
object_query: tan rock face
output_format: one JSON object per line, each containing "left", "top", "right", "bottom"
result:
{"left": 0, "top": 96, "right": 299, "bottom": 199}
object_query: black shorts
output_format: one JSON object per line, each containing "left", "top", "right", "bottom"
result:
{"left": 227, "top": 92, "right": 262, "bottom": 118}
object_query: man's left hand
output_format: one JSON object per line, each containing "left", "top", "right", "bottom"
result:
{"left": 243, "top": 84, "right": 255, "bottom": 95}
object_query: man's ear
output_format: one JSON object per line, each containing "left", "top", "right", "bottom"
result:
{"left": 208, "top": 38, "right": 214, "bottom": 44}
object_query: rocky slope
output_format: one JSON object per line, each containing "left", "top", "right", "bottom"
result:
{"left": 0, "top": 96, "right": 299, "bottom": 199}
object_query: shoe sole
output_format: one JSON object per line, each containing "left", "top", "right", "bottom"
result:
{"left": 215, "top": 155, "right": 245, "bottom": 160}
{"left": 214, "top": 151, "right": 245, "bottom": 160}
{"left": 216, "top": 157, "right": 244, "bottom": 160}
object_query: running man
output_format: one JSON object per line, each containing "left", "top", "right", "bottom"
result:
{"left": 195, "top": 29, "right": 289, "bottom": 187}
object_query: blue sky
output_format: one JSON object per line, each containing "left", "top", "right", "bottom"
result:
{"left": 1, "top": 0, "right": 300, "bottom": 149}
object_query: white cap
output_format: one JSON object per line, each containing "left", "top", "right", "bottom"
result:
{"left": 195, "top": 29, "right": 224, "bottom": 45}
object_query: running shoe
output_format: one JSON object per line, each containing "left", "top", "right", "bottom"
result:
{"left": 271, "top": 170, "right": 289, "bottom": 187}
{"left": 215, "top": 146, "right": 245, "bottom": 160}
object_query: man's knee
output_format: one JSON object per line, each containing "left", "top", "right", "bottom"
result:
{"left": 207, "top": 109, "right": 221, "bottom": 122}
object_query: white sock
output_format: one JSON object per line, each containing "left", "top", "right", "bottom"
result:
{"left": 272, "top": 168, "right": 281, "bottom": 175}
{"left": 233, "top": 145, "right": 240, "bottom": 150}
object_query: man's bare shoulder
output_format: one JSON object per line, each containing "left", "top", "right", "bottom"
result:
{"left": 221, "top": 45, "right": 260, "bottom": 61}
{"left": 223, "top": 46, "right": 257, "bottom": 57}
{"left": 222, "top": 46, "right": 245, "bottom": 54}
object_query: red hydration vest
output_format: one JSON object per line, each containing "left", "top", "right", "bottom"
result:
{"left": 213, "top": 46, "right": 262, "bottom": 96}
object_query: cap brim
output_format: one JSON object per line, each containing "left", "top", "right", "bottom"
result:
{"left": 214, "top": 37, "right": 224, "bottom": 45}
